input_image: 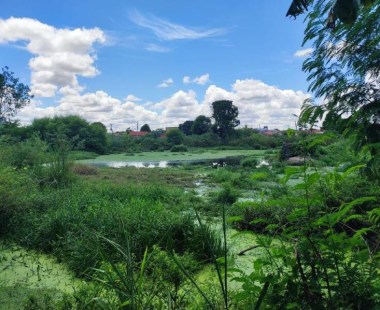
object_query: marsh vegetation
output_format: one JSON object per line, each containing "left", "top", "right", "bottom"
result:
{"left": 0, "top": 126, "right": 379, "bottom": 309}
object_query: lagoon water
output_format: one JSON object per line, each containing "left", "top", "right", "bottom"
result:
{"left": 92, "top": 160, "right": 170, "bottom": 168}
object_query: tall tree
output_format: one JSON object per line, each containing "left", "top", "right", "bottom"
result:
{"left": 179, "top": 120, "right": 194, "bottom": 135}
{"left": 211, "top": 100, "right": 240, "bottom": 143}
{"left": 140, "top": 123, "right": 151, "bottom": 132}
{"left": 0, "top": 66, "right": 32, "bottom": 123}
{"left": 192, "top": 116, "right": 211, "bottom": 135}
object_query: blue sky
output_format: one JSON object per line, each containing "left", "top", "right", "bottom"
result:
{"left": 0, "top": 1, "right": 313, "bottom": 131}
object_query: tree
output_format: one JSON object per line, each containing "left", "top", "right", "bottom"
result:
{"left": 29, "top": 116, "right": 110, "bottom": 154}
{"left": 140, "top": 123, "right": 151, "bottom": 132}
{"left": 85, "top": 122, "right": 110, "bottom": 154}
{"left": 211, "top": 100, "right": 240, "bottom": 143}
{"left": 192, "top": 116, "right": 212, "bottom": 135}
{"left": 292, "top": 1, "right": 380, "bottom": 176}
{"left": 179, "top": 120, "right": 194, "bottom": 135}
{"left": 166, "top": 128, "right": 184, "bottom": 145}
{"left": 286, "top": 0, "right": 376, "bottom": 22}
{"left": 0, "top": 66, "right": 33, "bottom": 123}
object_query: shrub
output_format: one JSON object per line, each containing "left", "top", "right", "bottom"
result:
{"left": 170, "top": 144, "right": 188, "bottom": 152}
{"left": 213, "top": 185, "right": 239, "bottom": 205}
{"left": 240, "top": 156, "right": 258, "bottom": 168}
{"left": 0, "top": 167, "right": 36, "bottom": 237}
{"left": 70, "top": 164, "right": 98, "bottom": 175}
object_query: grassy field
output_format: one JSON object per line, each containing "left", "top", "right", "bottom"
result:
{"left": 78, "top": 149, "right": 266, "bottom": 164}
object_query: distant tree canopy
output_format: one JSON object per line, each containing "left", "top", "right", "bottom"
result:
{"left": 166, "top": 128, "right": 184, "bottom": 145}
{"left": 0, "top": 66, "right": 32, "bottom": 123}
{"left": 29, "top": 116, "right": 109, "bottom": 154}
{"left": 192, "top": 115, "right": 212, "bottom": 135}
{"left": 179, "top": 120, "right": 194, "bottom": 135}
{"left": 211, "top": 100, "right": 240, "bottom": 143}
{"left": 140, "top": 124, "right": 151, "bottom": 132}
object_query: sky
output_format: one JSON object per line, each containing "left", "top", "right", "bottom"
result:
{"left": 0, "top": 1, "right": 314, "bottom": 132}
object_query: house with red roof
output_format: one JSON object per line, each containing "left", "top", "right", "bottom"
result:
{"left": 128, "top": 131, "right": 149, "bottom": 137}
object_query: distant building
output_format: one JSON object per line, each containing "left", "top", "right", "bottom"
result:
{"left": 128, "top": 131, "right": 149, "bottom": 137}
{"left": 262, "top": 129, "right": 281, "bottom": 136}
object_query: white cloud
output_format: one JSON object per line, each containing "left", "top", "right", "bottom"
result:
{"left": 0, "top": 17, "right": 105, "bottom": 97}
{"left": 193, "top": 73, "right": 210, "bottom": 85}
{"left": 153, "top": 90, "right": 204, "bottom": 126}
{"left": 183, "top": 76, "right": 191, "bottom": 84}
{"left": 129, "top": 10, "right": 225, "bottom": 41}
{"left": 294, "top": 48, "right": 314, "bottom": 58}
{"left": 125, "top": 94, "right": 142, "bottom": 102}
{"left": 157, "top": 78, "right": 174, "bottom": 88}
{"left": 183, "top": 73, "right": 210, "bottom": 85}
{"left": 17, "top": 79, "right": 309, "bottom": 131}
{"left": 145, "top": 43, "right": 170, "bottom": 52}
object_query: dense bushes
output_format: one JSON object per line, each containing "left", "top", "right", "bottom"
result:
{"left": 2, "top": 174, "right": 222, "bottom": 277}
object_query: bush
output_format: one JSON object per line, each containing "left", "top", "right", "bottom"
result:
{"left": 170, "top": 144, "right": 188, "bottom": 152}
{"left": 71, "top": 164, "right": 98, "bottom": 175}
{"left": 0, "top": 167, "right": 36, "bottom": 237}
{"left": 240, "top": 156, "right": 258, "bottom": 168}
{"left": 10, "top": 181, "right": 223, "bottom": 276}
{"left": 212, "top": 185, "right": 239, "bottom": 205}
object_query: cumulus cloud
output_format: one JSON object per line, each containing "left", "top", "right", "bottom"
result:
{"left": 183, "top": 73, "right": 210, "bottom": 85}
{"left": 0, "top": 17, "right": 105, "bottom": 97}
{"left": 18, "top": 90, "right": 159, "bottom": 131}
{"left": 193, "top": 73, "right": 210, "bottom": 85}
{"left": 157, "top": 78, "right": 174, "bottom": 88}
{"left": 154, "top": 90, "right": 201, "bottom": 121}
{"left": 125, "top": 94, "right": 142, "bottom": 102}
{"left": 17, "top": 79, "right": 309, "bottom": 131}
{"left": 294, "top": 47, "right": 314, "bottom": 58}
{"left": 129, "top": 10, "right": 225, "bottom": 41}
{"left": 183, "top": 76, "right": 191, "bottom": 84}
{"left": 216, "top": 79, "right": 309, "bottom": 128}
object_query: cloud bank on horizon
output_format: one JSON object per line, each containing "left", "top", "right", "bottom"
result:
{"left": 0, "top": 16, "right": 309, "bottom": 131}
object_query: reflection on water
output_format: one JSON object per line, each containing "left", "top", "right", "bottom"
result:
{"left": 86, "top": 155, "right": 251, "bottom": 169}
{"left": 92, "top": 161, "right": 170, "bottom": 168}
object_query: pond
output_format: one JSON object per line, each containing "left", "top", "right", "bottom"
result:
{"left": 0, "top": 242, "right": 82, "bottom": 308}
{"left": 78, "top": 150, "right": 266, "bottom": 168}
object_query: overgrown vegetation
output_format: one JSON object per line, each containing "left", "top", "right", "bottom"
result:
{"left": 1, "top": 2, "right": 380, "bottom": 305}
{"left": 1, "top": 127, "right": 379, "bottom": 308}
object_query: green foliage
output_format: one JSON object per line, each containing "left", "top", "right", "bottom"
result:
{"left": 70, "top": 163, "right": 98, "bottom": 176}
{"left": 230, "top": 131, "right": 283, "bottom": 149}
{"left": 0, "top": 167, "right": 37, "bottom": 237}
{"left": 3, "top": 174, "right": 222, "bottom": 279}
{"left": 166, "top": 128, "right": 184, "bottom": 145}
{"left": 183, "top": 132, "right": 220, "bottom": 147}
{"left": 213, "top": 184, "right": 239, "bottom": 205}
{"left": 170, "top": 144, "right": 188, "bottom": 152}
{"left": 0, "top": 66, "right": 32, "bottom": 123}
{"left": 211, "top": 100, "right": 240, "bottom": 144}
{"left": 29, "top": 116, "right": 110, "bottom": 154}
{"left": 299, "top": 0, "right": 380, "bottom": 178}
{"left": 240, "top": 157, "right": 258, "bottom": 168}
{"left": 192, "top": 115, "right": 212, "bottom": 135}
{"left": 140, "top": 123, "right": 151, "bottom": 132}
{"left": 6, "top": 134, "right": 48, "bottom": 169}
{"left": 68, "top": 150, "right": 98, "bottom": 160}
{"left": 230, "top": 161, "right": 380, "bottom": 308}
{"left": 179, "top": 120, "right": 194, "bottom": 135}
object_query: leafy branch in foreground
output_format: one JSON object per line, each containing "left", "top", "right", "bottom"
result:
{"left": 298, "top": 1, "right": 380, "bottom": 178}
